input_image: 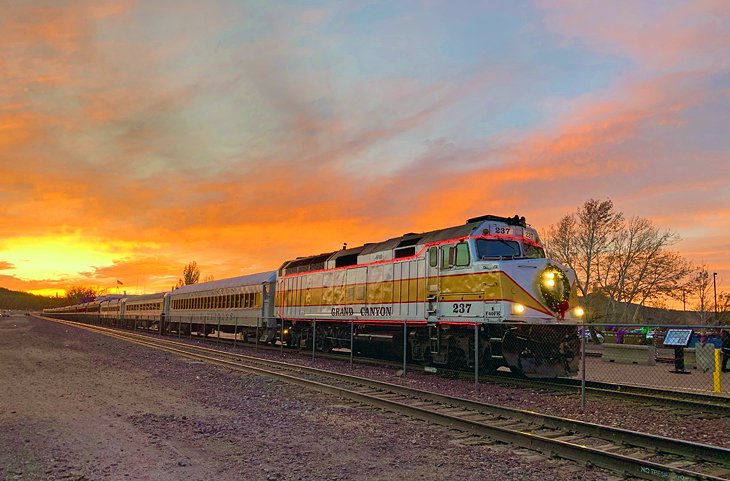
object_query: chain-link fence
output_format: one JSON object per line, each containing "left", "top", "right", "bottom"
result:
{"left": 45, "top": 310, "right": 730, "bottom": 399}
{"left": 572, "top": 323, "right": 729, "bottom": 395}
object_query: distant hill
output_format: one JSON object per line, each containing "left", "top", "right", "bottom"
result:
{"left": 0, "top": 287, "right": 68, "bottom": 311}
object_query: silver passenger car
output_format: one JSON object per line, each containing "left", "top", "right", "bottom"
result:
{"left": 167, "top": 271, "right": 276, "bottom": 338}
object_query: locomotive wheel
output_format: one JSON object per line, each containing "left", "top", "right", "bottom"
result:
{"left": 481, "top": 358, "right": 499, "bottom": 375}
{"left": 509, "top": 365, "right": 526, "bottom": 377}
{"left": 449, "top": 348, "right": 467, "bottom": 369}
{"left": 422, "top": 351, "right": 434, "bottom": 367}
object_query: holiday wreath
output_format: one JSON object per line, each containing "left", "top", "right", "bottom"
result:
{"left": 538, "top": 264, "right": 571, "bottom": 313}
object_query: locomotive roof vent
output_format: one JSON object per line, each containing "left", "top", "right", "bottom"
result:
{"left": 394, "top": 236, "right": 422, "bottom": 259}
{"left": 466, "top": 214, "right": 526, "bottom": 227}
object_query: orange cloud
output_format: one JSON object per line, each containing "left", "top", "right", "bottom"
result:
{"left": 0, "top": 1, "right": 728, "bottom": 299}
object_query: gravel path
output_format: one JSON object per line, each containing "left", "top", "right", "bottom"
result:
{"left": 0, "top": 315, "right": 612, "bottom": 481}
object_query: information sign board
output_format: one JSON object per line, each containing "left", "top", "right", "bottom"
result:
{"left": 663, "top": 329, "right": 693, "bottom": 347}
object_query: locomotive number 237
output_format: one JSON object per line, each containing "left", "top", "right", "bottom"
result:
{"left": 451, "top": 303, "right": 472, "bottom": 314}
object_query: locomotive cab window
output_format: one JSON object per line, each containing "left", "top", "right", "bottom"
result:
{"left": 523, "top": 243, "right": 545, "bottom": 259}
{"left": 441, "top": 245, "right": 453, "bottom": 270}
{"left": 454, "top": 242, "right": 470, "bottom": 267}
{"left": 428, "top": 246, "right": 438, "bottom": 268}
{"left": 476, "top": 239, "right": 521, "bottom": 259}
{"left": 441, "top": 242, "right": 470, "bottom": 269}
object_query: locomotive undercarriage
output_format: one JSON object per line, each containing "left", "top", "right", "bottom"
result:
{"left": 501, "top": 324, "right": 580, "bottom": 378}
{"left": 50, "top": 312, "right": 578, "bottom": 378}
{"left": 285, "top": 321, "right": 580, "bottom": 378}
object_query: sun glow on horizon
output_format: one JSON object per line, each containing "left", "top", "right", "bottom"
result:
{"left": 0, "top": 234, "right": 159, "bottom": 280}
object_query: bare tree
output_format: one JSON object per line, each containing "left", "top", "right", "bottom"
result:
{"left": 718, "top": 291, "right": 730, "bottom": 323}
{"left": 65, "top": 286, "right": 97, "bottom": 304}
{"left": 548, "top": 198, "right": 694, "bottom": 324}
{"left": 546, "top": 198, "right": 622, "bottom": 322}
{"left": 174, "top": 261, "right": 201, "bottom": 289}
{"left": 595, "top": 216, "right": 690, "bottom": 322}
{"left": 693, "top": 265, "right": 713, "bottom": 324}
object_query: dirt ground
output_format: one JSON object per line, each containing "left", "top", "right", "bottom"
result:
{"left": 0, "top": 315, "right": 609, "bottom": 481}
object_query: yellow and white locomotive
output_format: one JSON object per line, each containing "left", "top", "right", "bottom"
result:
{"left": 277, "top": 214, "right": 582, "bottom": 377}
{"left": 45, "top": 214, "right": 582, "bottom": 378}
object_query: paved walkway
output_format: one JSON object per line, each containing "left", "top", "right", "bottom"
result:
{"left": 581, "top": 355, "right": 730, "bottom": 396}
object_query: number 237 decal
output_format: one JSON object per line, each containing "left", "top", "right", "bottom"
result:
{"left": 451, "top": 303, "right": 472, "bottom": 314}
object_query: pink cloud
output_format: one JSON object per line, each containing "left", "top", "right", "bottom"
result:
{"left": 539, "top": 0, "right": 730, "bottom": 70}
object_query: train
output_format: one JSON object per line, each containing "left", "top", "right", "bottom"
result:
{"left": 44, "top": 214, "right": 584, "bottom": 378}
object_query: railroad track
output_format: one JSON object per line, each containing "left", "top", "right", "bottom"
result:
{"left": 39, "top": 316, "right": 730, "bottom": 481}
{"left": 44, "top": 315, "right": 730, "bottom": 414}
{"left": 43, "top": 315, "right": 730, "bottom": 413}
{"left": 171, "top": 328, "right": 730, "bottom": 413}
{"left": 493, "top": 375, "right": 730, "bottom": 412}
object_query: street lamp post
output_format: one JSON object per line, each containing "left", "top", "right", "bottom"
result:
{"left": 713, "top": 272, "right": 718, "bottom": 322}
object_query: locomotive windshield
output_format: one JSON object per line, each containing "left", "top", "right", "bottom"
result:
{"left": 476, "top": 238, "right": 546, "bottom": 259}
{"left": 476, "top": 239, "right": 520, "bottom": 258}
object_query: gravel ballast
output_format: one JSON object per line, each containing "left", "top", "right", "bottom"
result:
{"left": 185, "top": 329, "right": 730, "bottom": 449}
{"left": 0, "top": 315, "right": 677, "bottom": 480}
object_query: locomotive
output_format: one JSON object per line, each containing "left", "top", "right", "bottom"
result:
{"left": 45, "top": 214, "right": 583, "bottom": 378}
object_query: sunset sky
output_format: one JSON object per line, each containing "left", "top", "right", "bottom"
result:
{"left": 1, "top": 1, "right": 728, "bottom": 302}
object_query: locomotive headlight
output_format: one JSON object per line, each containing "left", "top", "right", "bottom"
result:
{"left": 573, "top": 307, "right": 584, "bottom": 317}
{"left": 542, "top": 271, "right": 556, "bottom": 288}
{"left": 283, "top": 328, "right": 289, "bottom": 334}
{"left": 513, "top": 303, "right": 525, "bottom": 314}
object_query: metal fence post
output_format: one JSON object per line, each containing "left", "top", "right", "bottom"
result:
{"left": 217, "top": 318, "right": 221, "bottom": 346}
{"left": 280, "top": 320, "right": 284, "bottom": 355}
{"left": 312, "top": 320, "right": 316, "bottom": 362}
{"left": 403, "top": 322, "right": 407, "bottom": 376}
{"left": 474, "top": 323, "right": 479, "bottom": 393}
{"left": 581, "top": 321, "right": 586, "bottom": 410}
{"left": 350, "top": 320, "right": 354, "bottom": 368}
{"left": 255, "top": 317, "right": 259, "bottom": 352}
{"left": 234, "top": 317, "right": 238, "bottom": 348}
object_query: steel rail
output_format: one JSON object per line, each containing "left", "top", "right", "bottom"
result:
{"left": 54, "top": 314, "right": 730, "bottom": 412}
{"left": 39, "top": 316, "right": 730, "bottom": 480}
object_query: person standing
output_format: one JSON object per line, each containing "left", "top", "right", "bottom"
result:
{"left": 722, "top": 330, "right": 730, "bottom": 373}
